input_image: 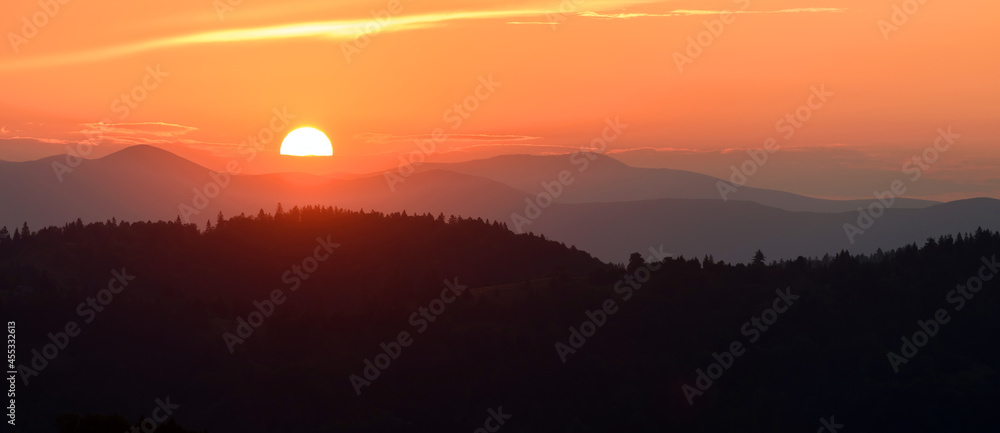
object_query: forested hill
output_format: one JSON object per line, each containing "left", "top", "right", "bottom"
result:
{"left": 2, "top": 209, "right": 1000, "bottom": 432}
{"left": 0, "top": 205, "right": 607, "bottom": 303}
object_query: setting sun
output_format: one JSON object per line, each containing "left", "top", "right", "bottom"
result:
{"left": 280, "top": 127, "right": 333, "bottom": 156}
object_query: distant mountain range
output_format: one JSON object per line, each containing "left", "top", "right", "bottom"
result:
{"left": 2, "top": 145, "right": 996, "bottom": 263}
{"left": 414, "top": 154, "right": 939, "bottom": 212}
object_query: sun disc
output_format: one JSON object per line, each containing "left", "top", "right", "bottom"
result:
{"left": 280, "top": 127, "right": 333, "bottom": 156}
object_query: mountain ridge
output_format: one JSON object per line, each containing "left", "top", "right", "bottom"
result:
{"left": 1, "top": 144, "right": 993, "bottom": 263}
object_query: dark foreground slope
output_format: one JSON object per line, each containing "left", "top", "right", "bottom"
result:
{"left": 2, "top": 210, "right": 999, "bottom": 432}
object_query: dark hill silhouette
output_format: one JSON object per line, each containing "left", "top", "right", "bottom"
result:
{"left": 2, "top": 207, "right": 605, "bottom": 432}
{"left": 4, "top": 210, "right": 999, "bottom": 432}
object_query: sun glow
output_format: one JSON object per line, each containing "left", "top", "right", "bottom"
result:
{"left": 280, "top": 127, "right": 333, "bottom": 156}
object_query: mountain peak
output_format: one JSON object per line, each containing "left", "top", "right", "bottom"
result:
{"left": 92, "top": 144, "right": 210, "bottom": 175}
{"left": 102, "top": 144, "right": 181, "bottom": 160}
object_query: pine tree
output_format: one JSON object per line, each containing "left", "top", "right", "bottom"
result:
{"left": 627, "top": 252, "right": 646, "bottom": 273}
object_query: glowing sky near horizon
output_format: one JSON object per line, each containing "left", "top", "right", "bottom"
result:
{"left": 0, "top": 0, "right": 997, "bottom": 200}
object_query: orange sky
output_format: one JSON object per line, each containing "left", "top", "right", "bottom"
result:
{"left": 1, "top": 0, "right": 997, "bottom": 199}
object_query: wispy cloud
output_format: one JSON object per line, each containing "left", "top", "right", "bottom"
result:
{"left": 356, "top": 133, "right": 539, "bottom": 144}
{"left": 439, "top": 142, "right": 585, "bottom": 154}
{"left": 0, "top": 122, "right": 199, "bottom": 147}
{"left": 0, "top": 136, "right": 74, "bottom": 145}
{"left": 72, "top": 122, "right": 198, "bottom": 148}
{"left": 577, "top": 8, "right": 848, "bottom": 19}
{"left": 0, "top": 9, "right": 551, "bottom": 72}
{"left": 78, "top": 122, "right": 198, "bottom": 139}
{"left": 506, "top": 7, "right": 848, "bottom": 26}
{"left": 506, "top": 21, "right": 559, "bottom": 25}
{"left": 1, "top": 0, "right": 836, "bottom": 71}
{"left": 609, "top": 143, "right": 859, "bottom": 155}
